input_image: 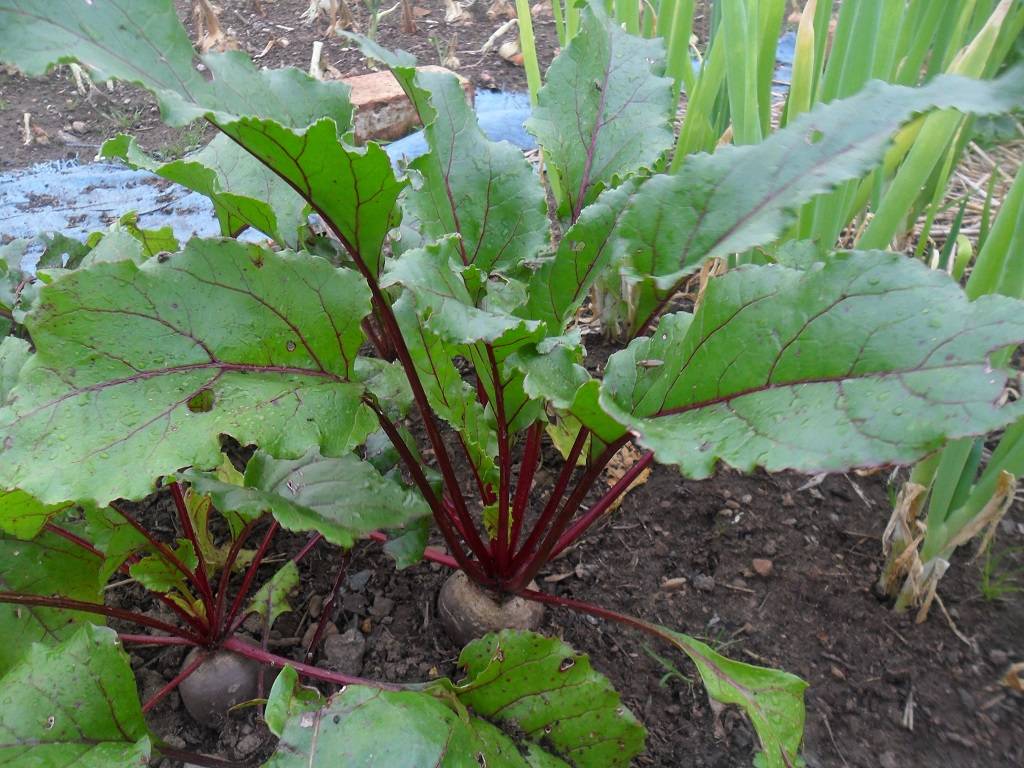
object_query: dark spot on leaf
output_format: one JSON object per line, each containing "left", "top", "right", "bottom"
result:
{"left": 476, "top": 754, "right": 486, "bottom": 767}
{"left": 156, "top": 252, "right": 171, "bottom": 263}
{"left": 559, "top": 657, "right": 575, "bottom": 672}
{"left": 286, "top": 340, "right": 297, "bottom": 352}
{"left": 187, "top": 388, "right": 215, "bottom": 413}
{"left": 333, "top": 715, "right": 341, "bottom": 724}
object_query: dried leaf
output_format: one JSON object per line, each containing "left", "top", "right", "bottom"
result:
{"left": 1001, "top": 661, "right": 1024, "bottom": 691}
{"left": 602, "top": 443, "right": 652, "bottom": 512}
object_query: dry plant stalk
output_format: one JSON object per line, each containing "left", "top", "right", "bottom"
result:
{"left": 602, "top": 443, "right": 652, "bottom": 512}
{"left": 401, "top": 0, "right": 417, "bottom": 33}
{"left": 302, "top": 0, "right": 353, "bottom": 35}
{"left": 193, "top": 0, "right": 237, "bottom": 53}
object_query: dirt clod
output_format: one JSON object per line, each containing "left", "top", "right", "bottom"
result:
{"left": 324, "top": 629, "right": 367, "bottom": 673}
{"left": 693, "top": 574, "right": 716, "bottom": 592}
{"left": 752, "top": 558, "right": 774, "bottom": 577}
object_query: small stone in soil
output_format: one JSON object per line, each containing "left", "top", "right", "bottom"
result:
{"left": 370, "top": 595, "right": 395, "bottom": 618}
{"left": 342, "top": 593, "right": 367, "bottom": 614}
{"left": 234, "top": 731, "right": 265, "bottom": 758}
{"left": 752, "top": 559, "right": 774, "bottom": 578}
{"left": 693, "top": 574, "right": 716, "bottom": 592}
{"left": 989, "top": 649, "right": 1009, "bottom": 666}
{"left": 324, "top": 629, "right": 367, "bottom": 673}
{"left": 301, "top": 620, "right": 338, "bottom": 650}
{"left": 308, "top": 594, "right": 323, "bottom": 619}
{"left": 348, "top": 569, "right": 372, "bottom": 591}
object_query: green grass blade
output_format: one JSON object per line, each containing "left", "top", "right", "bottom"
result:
{"left": 756, "top": 0, "right": 786, "bottom": 136}
{"left": 662, "top": 0, "right": 696, "bottom": 100}
{"left": 514, "top": 0, "right": 543, "bottom": 104}
{"left": 551, "top": 0, "right": 567, "bottom": 46}
{"left": 616, "top": 0, "right": 640, "bottom": 33}
{"left": 720, "top": 0, "right": 762, "bottom": 144}
{"left": 858, "top": 2, "right": 1022, "bottom": 250}
{"left": 782, "top": 0, "right": 819, "bottom": 125}
{"left": 672, "top": 27, "right": 729, "bottom": 161}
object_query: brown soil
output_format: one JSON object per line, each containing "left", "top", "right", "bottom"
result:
{"left": 0, "top": 0, "right": 563, "bottom": 171}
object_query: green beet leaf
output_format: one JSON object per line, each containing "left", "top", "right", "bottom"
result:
{"left": 247, "top": 560, "right": 300, "bottom": 627}
{"left": 0, "top": 336, "right": 29, "bottom": 403}
{"left": 220, "top": 118, "right": 406, "bottom": 276}
{"left": 82, "top": 505, "right": 151, "bottom": 586}
{"left": 264, "top": 630, "right": 644, "bottom": 767}
{"left": 0, "top": 488, "right": 71, "bottom": 540}
{"left": 620, "top": 66, "right": 1024, "bottom": 334}
{"left": 101, "top": 134, "right": 308, "bottom": 249}
{"left": 523, "top": 181, "right": 639, "bottom": 334}
{"left": 0, "top": 238, "right": 374, "bottom": 506}
{"left": 0, "top": 625, "right": 150, "bottom": 766}
{"left": 187, "top": 448, "right": 430, "bottom": 548}
{"left": 602, "top": 251, "right": 1024, "bottom": 478}
{"left": 456, "top": 631, "right": 646, "bottom": 766}
{"left": 0, "top": 525, "right": 103, "bottom": 675}
{"left": 636, "top": 619, "right": 806, "bottom": 768}
{"left": 393, "top": 293, "right": 499, "bottom": 489}
{"left": 527, "top": 1, "right": 674, "bottom": 217}
{"left": 407, "top": 68, "right": 548, "bottom": 274}
{"left": 382, "top": 516, "right": 430, "bottom": 569}
{"left": 384, "top": 236, "right": 542, "bottom": 345}
{"left": 129, "top": 539, "right": 198, "bottom": 600}
{"left": 355, "top": 40, "right": 548, "bottom": 275}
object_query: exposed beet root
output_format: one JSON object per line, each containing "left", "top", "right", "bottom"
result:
{"left": 178, "top": 649, "right": 261, "bottom": 726}
{"left": 437, "top": 570, "right": 544, "bottom": 647}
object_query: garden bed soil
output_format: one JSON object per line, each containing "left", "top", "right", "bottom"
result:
{"left": 0, "top": 0, "right": 571, "bottom": 172}
{"left": 128, "top": 450, "right": 1024, "bottom": 768}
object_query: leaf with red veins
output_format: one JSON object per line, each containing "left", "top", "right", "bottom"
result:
{"left": 0, "top": 238, "right": 376, "bottom": 506}
{"left": 0, "top": 625, "right": 150, "bottom": 766}
{"left": 526, "top": 2, "right": 674, "bottom": 219}
{"left": 0, "top": 526, "right": 104, "bottom": 675}
{"left": 222, "top": 117, "right": 406, "bottom": 278}
{"left": 602, "top": 251, "right": 1024, "bottom": 478}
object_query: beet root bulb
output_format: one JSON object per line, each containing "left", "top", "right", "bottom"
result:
{"left": 437, "top": 570, "right": 544, "bottom": 647}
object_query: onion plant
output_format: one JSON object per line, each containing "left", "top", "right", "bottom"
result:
{"left": 2, "top": 1, "right": 1024, "bottom": 766}
{"left": 881, "top": 164, "right": 1024, "bottom": 621}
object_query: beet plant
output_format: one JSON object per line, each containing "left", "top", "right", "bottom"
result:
{"left": 3, "top": 1, "right": 1024, "bottom": 765}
